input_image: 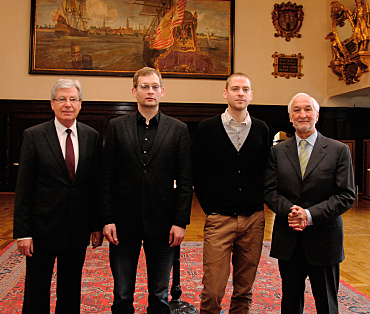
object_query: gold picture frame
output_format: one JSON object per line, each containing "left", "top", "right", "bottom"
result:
{"left": 272, "top": 52, "right": 304, "bottom": 79}
{"left": 29, "top": 0, "right": 234, "bottom": 79}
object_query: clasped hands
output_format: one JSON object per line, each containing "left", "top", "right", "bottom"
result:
{"left": 288, "top": 205, "right": 308, "bottom": 231}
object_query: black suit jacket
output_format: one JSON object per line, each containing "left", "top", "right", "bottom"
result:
{"left": 100, "top": 111, "right": 192, "bottom": 240}
{"left": 13, "top": 119, "right": 101, "bottom": 253}
{"left": 264, "top": 132, "right": 355, "bottom": 266}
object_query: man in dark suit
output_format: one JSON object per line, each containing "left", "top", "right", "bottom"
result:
{"left": 264, "top": 93, "right": 356, "bottom": 314}
{"left": 13, "top": 79, "right": 103, "bottom": 314}
{"left": 101, "top": 67, "right": 192, "bottom": 314}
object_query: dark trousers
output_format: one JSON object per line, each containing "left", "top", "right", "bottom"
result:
{"left": 22, "top": 242, "right": 87, "bottom": 314}
{"left": 109, "top": 237, "right": 175, "bottom": 314}
{"left": 278, "top": 243, "right": 340, "bottom": 314}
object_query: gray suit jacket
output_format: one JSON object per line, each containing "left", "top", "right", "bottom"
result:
{"left": 264, "top": 132, "right": 355, "bottom": 266}
{"left": 100, "top": 111, "right": 192, "bottom": 240}
{"left": 13, "top": 120, "right": 101, "bottom": 252}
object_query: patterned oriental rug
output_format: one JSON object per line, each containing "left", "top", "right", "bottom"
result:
{"left": 1, "top": 241, "right": 370, "bottom": 313}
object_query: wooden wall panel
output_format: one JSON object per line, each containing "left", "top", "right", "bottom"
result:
{"left": 339, "top": 140, "right": 356, "bottom": 182}
{"left": 1, "top": 99, "right": 370, "bottom": 194}
{"left": 363, "top": 140, "right": 370, "bottom": 200}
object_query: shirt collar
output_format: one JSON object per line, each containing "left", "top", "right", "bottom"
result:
{"left": 223, "top": 108, "right": 250, "bottom": 126}
{"left": 54, "top": 118, "right": 78, "bottom": 138}
{"left": 137, "top": 110, "right": 160, "bottom": 124}
{"left": 295, "top": 130, "right": 317, "bottom": 148}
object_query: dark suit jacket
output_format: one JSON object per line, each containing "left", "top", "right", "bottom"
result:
{"left": 264, "top": 132, "right": 355, "bottom": 266}
{"left": 100, "top": 111, "right": 192, "bottom": 240}
{"left": 13, "top": 119, "right": 101, "bottom": 253}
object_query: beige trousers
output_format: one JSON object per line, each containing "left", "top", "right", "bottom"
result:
{"left": 200, "top": 210, "right": 265, "bottom": 314}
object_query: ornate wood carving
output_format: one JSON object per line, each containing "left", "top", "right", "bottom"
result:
{"left": 272, "top": 2, "right": 304, "bottom": 41}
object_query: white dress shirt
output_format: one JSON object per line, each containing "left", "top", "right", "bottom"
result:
{"left": 54, "top": 118, "right": 79, "bottom": 172}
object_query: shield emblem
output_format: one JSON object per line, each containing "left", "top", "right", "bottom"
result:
{"left": 272, "top": 2, "right": 304, "bottom": 41}
{"left": 278, "top": 11, "right": 298, "bottom": 31}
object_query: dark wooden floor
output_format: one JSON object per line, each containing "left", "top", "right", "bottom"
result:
{"left": 1, "top": 193, "right": 370, "bottom": 297}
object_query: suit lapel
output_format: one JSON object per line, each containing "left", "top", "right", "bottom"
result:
{"left": 44, "top": 120, "right": 70, "bottom": 180}
{"left": 146, "top": 112, "right": 170, "bottom": 166}
{"left": 284, "top": 137, "right": 302, "bottom": 179}
{"left": 125, "top": 113, "right": 143, "bottom": 163}
{"left": 303, "top": 133, "right": 327, "bottom": 179}
{"left": 75, "top": 122, "right": 86, "bottom": 178}
{"left": 125, "top": 111, "right": 171, "bottom": 166}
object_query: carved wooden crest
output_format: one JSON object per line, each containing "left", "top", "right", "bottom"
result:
{"left": 326, "top": 1, "right": 370, "bottom": 84}
{"left": 272, "top": 2, "right": 304, "bottom": 41}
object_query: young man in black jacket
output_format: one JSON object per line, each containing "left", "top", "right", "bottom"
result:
{"left": 193, "top": 72, "right": 269, "bottom": 313}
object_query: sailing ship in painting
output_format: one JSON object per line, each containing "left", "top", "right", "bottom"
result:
{"left": 139, "top": 0, "right": 213, "bottom": 73}
{"left": 48, "top": 0, "right": 216, "bottom": 74}
{"left": 53, "top": 0, "right": 89, "bottom": 37}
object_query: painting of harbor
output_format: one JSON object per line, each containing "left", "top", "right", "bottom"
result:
{"left": 29, "top": 0, "right": 234, "bottom": 78}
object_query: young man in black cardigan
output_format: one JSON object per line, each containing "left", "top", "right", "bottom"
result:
{"left": 193, "top": 73, "right": 269, "bottom": 313}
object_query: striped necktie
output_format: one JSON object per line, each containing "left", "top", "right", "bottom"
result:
{"left": 299, "top": 140, "right": 308, "bottom": 177}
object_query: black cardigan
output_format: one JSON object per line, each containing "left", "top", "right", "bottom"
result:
{"left": 193, "top": 114, "right": 269, "bottom": 216}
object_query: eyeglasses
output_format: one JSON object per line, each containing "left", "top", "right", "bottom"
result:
{"left": 138, "top": 84, "right": 161, "bottom": 91}
{"left": 53, "top": 97, "right": 81, "bottom": 104}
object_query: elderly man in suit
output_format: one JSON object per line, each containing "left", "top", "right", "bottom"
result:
{"left": 264, "top": 93, "right": 356, "bottom": 314}
{"left": 101, "top": 67, "right": 192, "bottom": 314}
{"left": 13, "top": 79, "right": 103, "bottom": 314}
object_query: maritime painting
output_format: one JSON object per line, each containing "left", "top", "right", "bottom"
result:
{"left": 29, "top": 0, "right": 234, "bottom": 78}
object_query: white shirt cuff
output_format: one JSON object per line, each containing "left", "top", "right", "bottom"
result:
{"left": 305, "top": 209, "right": 313, "bottom": 226}
{"left": 17, "top": 237, "right": 32, "bottom": 241}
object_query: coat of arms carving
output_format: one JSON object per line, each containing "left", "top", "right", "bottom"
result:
{"left": 326, "top": 0, "right": 370, "bottom": 84}
{"left": 272, "top": 2, "right": 304, "bottom": 41}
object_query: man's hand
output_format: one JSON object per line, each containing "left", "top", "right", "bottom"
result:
{"left": 103, "top": 223, "right": 119, "bottom": 245}
{"left": 288, "top": 205, "right": 308, "bottom": 231}
{"left": 169, "top": 225, "right": 185, "bottom": 247}
{"left": 91, "top": 231, "right": 103, "bottom": 249}
{"left": 17, "top": 239, "right": 33, "bottom": 257}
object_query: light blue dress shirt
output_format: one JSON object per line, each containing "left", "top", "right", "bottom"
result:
{"left": 295, "top": 131, "right": 318, "bottom": 226}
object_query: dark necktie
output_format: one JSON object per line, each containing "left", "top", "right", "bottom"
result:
{"left": 65, "top": 129, "right": 75, "bottom": 180}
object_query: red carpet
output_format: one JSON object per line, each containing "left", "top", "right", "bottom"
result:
{"left": 1, "top": 241, "right": 370, "bottom": 313}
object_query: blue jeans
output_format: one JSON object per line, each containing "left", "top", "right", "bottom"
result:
{"left": 109, "top": 237, "right": 175, "bottom": 314}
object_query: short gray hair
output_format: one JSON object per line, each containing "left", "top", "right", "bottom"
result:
{"left": 287, "top": 93, "right": 320, "bottom": 114}
{"left": 51, "top": 79, "right": 82, "bottom": 100}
